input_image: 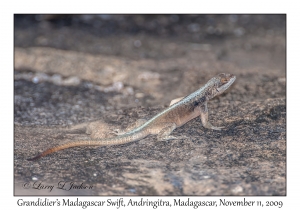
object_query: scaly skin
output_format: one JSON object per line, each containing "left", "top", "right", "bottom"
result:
{"left": 27, "top": 73, "right": 236, "bottom": 161}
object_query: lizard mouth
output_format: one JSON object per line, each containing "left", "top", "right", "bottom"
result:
{"left": 217, "top": 76, "right": 236, "bottom": 92}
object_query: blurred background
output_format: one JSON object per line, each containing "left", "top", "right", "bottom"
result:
{"left": 15, "top": 14, "right": 285, "bottom": 58}
{"left": 14, "top": 14, "right": 286, "bottom": 126}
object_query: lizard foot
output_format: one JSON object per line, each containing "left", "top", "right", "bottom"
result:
{"left": 157, "top": 123, "right": 177, "bottom": 141}
{"left": 157, "top": 135, "right": 178, "bottom": 141}
{"left": 110, "top": 129, "right": 126, "bottom": 136}
{"left": 202, "top": 120, "right": 225, "bottom": 131}
{"left": 111, "top": 119, "right": 147, "bottom": 136}
{"left": 210, "top": 126, "right": 225, "bottom": 131}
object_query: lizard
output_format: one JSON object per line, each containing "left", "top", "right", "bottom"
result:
{"left": 27, "top": 73, "right": 236, "bottom": 161}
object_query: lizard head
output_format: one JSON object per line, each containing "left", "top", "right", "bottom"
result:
{"left": 208, "top": 73, "right": 236, "bottom": 97}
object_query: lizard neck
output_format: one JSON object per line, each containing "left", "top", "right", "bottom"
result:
{"left": 176, "top": 82, "right": 214, "bottom": 106}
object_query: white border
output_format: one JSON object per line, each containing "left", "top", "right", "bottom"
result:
{"left": 2, "top": 0, "right": 297, "bottom": 209}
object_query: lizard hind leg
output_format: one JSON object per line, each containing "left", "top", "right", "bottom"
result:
{"left": 62, "top": 122, "right": 90, "bottom": 134}
{"left": 157, "top": 123, "right": 177, "bottom": 141}
{"left": 112, "top": 119, "right": 147, "bottom": 135}
{"left": 86, "top": 121, "right": 115, "bottom": 139}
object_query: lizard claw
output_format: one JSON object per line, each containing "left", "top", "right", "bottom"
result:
{"left": 211, "top": 126, "right": 225, "bottom": 130}
{"left": 157, "top": 135, "right": 178, "bottom": 141}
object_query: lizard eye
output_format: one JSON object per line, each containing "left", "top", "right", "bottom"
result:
{"left": 221, "top": 78, "right": 228, "bottom": 84}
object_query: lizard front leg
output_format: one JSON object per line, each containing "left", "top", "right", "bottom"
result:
{"left": 198, "top": 102, "right": 224, "bottom": 130}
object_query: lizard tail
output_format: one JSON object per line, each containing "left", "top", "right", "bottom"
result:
{"left": 27, "top": 130, "right": 149, "bottom": 161}
{"left": 27, "top": 140, "right": 101, "bottom": 161}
